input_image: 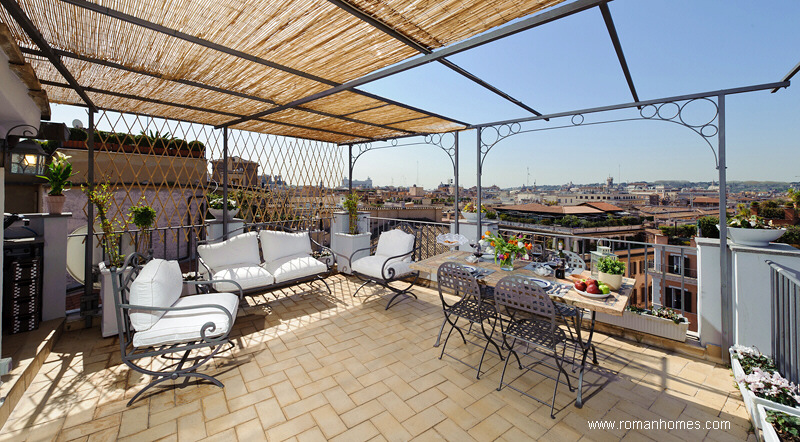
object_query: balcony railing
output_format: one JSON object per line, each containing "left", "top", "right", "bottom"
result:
{"left": 767, "top": 260, "right": 800, "bottom": 384}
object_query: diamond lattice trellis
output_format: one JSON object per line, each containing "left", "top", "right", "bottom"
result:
{"left": 66, "top": 110, "right": 344, "bottom": 261}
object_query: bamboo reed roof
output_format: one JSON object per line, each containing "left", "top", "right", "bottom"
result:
{"left": 0, "top": 0, "right": 564, "bottom": 143}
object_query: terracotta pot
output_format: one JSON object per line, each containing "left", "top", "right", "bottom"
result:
{"left": 45, "top": 194, "right": 66, "bottom": 214}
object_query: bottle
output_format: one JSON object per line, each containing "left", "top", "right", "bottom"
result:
{"left": 555, "top": 259, "right": 565, "bottom": 279}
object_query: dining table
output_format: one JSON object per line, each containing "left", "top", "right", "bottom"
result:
{"left": 410, "top": 250, "right": 633, "bottom": 408}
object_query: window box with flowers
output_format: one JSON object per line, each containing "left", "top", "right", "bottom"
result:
{"left": 597, "top": 306, "right": 689, "bottom": 342}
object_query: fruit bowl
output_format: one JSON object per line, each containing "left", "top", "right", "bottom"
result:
{"left": 573, "top": 284, "right": 614, "bottom": 299}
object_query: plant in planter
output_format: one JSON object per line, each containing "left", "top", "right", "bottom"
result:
{"left": 462, "top": 202, "right": 490, "bottom": 221}
{"left": 188, "top": 140, "right": 205, "bottom": 158}
{"left": 129, "top": 201, "right": 156, "bottom": 254}
{"left": 764, "top": 408, "right": 800, "bottom": 442}
{"left": 37, "top": 152, "right": 76, "bottom": 214}
{"left": 725, "top": 212, "right": 786, "bottom": 247}
{"left": 598, "top": 305, "right": 689, "bottom": 341}
{"left": 207, "top": 193, "right": 238, "bottom": 219}
{"left": 737, "top": 368, "right": 800, "bottom": 408}
{"left": 342, "top": 192, "right": 360, "bottom": 234}
{"left": 596, "top": 255, "right": 625, "bottom": 290}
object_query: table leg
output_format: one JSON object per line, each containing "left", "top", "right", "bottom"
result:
{"left": 433, "top": 317, "right": 446, "bottom": 347}
{"left": 575, "top": 310, "right": 597, "bottom": 409}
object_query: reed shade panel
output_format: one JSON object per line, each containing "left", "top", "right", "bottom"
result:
{"left": 0, "top": 0, "right": 562, "bottom": 142}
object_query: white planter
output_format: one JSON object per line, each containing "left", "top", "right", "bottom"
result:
{"left": 333, "top": 232, "right": 371, "bottom": 275}
{"left": 736, "top": 378, "right": 800, "bottom": 431}
{"left": 724, "top": 226, "right": 786, "bottom": 247}
{"left": 730, "top": 349, "right": 746, "bottom": 380}
{"left": 597, "top": 310, "right": 689, "bottom": 342}
{"left": 597, "top": 271, "right": 623, "bottom": 290}
{"left": 757, "top": 403, "right": 800, "bottom": 442}
{"left": 99, "top": 263, "right": 132, "bottom": 338}
{"left": 461, "top": 211, "right": 484, "bottom": 221}
{"left": 208, "top": 208, "right": 238, "bottom": 219}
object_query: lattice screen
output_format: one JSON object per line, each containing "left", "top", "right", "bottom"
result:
{"left": 62, "top": 109, "right": 344, "bottom": 260}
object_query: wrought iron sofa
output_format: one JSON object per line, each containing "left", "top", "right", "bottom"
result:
{"left": 110, "top": 253, "right": 243, "bottom": 406}
{"left": 197, "top": 227, "right": 335, "bottom": 297}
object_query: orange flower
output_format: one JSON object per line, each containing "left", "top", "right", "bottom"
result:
{"left": 525, "top": 243, "right": 532, "bottom": 250}
{"left": 490, "top": 241, "right": 495, "bottom": 247}
{"left": 485, "top": 230, "right": 491, "bottom": 236}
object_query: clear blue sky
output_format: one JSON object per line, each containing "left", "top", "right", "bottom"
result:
{"left": 356, "top": 0, "right": 800, "bottom": 189}
{"left": 51, "top": 0, "right": 800, "bottom": 189}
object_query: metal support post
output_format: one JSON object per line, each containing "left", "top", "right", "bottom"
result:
{"left": 82, "top": 110, "right": 96, "bottom": 327}
{"left": 222, "top": 127, "right": 229, "bottom": 239}
{"left": 718, "top": 94, "right": 731, "bottom": 362}
{"left": 476, "top": 128, "right": 482, "bottom": 235}
{"left": 348, "top": 144, "right": 353, "bottom": 193}
{"left": 453, "top": 134, "right": 459, "bottom": 234}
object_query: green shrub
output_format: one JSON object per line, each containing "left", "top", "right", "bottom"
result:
{"left": 697, "top": 216, "right": 720, "bottom": 238}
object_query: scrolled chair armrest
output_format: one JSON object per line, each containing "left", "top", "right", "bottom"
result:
{"left": 311, "top": 241, "right": 337, "bottom": 269}
{"left": 184, "top": 279, "right": 244, "bottom": 300}
{"left": 120, "top": 302, "right": 234, "bottom": 344}
{"left": 347, "top": 243, "right": 378, "bottom": 264}
{"left": 380, "top": 251, "right": 414, "bottom": 281}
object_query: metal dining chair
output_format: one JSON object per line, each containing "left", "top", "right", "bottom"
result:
{"left": 494, "top": 275, "right": 574, "bottom": 418}
{"left": 436, "top": 262, "right": 503, "bottom": 379}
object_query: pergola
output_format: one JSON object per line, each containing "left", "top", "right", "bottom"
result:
{"left": 1, "top": 0, "right": 797, "bottom": 358}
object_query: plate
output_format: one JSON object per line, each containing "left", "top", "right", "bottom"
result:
{"left": 526, "top": 277, "right": 551, "bottom": 289}
{"left": 462, "top": 265, "right": 477, "bottom": 273}
{"left": 572, "top": 284, "right": 613, "bottom": 299}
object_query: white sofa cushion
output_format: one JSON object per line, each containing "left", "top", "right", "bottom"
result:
{"left": 128, "top": 259, "right": 183, "bottom": 332}
{"left": 132, "top": 293, "right": 239, "bottom": 348}
{"left": 262, "top": 254, "right": 327, "bottom": 283}
{"left": 352, "top": 255, "right": 413, "bottom": 280}
{"left": 198, "top": 232, "right": 261, "bottom": 272}
{"left": 212, "top": 265, "right": 275, "bottom": 292}
{"left": 259, "top": 230, "right": 311, "bottom": 263}
{"left": 375, "top": 229, "right": 415, "bottom": 262}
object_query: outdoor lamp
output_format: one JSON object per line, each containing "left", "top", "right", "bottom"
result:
{"left": 3, "top": 124, "right": 48, "bottom": 176}
{"left": 590, "top": 241, "right": 616, "bottom": 278}
{"left": 9, "top": 139, "right": 47, "bottom": 175}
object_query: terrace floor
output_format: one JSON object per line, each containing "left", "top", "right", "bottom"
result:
{"left": 0, "top": 275, "right": 753, "bottom": 441}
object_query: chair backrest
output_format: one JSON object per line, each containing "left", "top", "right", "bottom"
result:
{"left": 563, "top": 250, "right": 586, "bottom": 273}
{"left": 494, "top": 275, "right": 556, "bottom": 321}
{"left": 437, "top": 261, "right": 482, "bottom": 303}
{"left": 110, "top": 252, "right": 152, "bottom": 353}
{"left": 376, "top": 227, "right": 416, "bottom": 262}
{"left": 197, "top": 231, "right": 261, "bottom": 271}
{"left": 259, "top": 229, "right": 312, "bottom": 263}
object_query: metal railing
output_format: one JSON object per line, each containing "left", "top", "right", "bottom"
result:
{"left": 367, "top": 216, "right": 451, "bottom": 260}
{"left": 767, "top": 260, "right": 800, "bottom": 384}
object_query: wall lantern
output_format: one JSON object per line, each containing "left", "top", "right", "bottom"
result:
{"left": 3, "top": 124, "right": 47, "bottom": 176}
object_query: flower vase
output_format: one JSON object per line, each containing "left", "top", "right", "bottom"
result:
{"left": 499, "top": 256, "right": 514, "bottom": 271}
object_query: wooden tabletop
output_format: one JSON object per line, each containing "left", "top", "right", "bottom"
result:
{"left": 410, "top": 251, "right": 632, "bottom": 316}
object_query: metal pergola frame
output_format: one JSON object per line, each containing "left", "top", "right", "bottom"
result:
{"left": 2, "top": 0, "right": 797, "bottom": 348}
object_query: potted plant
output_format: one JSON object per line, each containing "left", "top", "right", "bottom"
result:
{"left": 758, "top": 404, "right": 800, "bottom": 442}
{"left": 129, "top": 201, "right": 156, "bottom": 254}
{"left": 597, "top": 306, "right": 690, "bottom": 342}
{"left": 38, "top": 152, "right": 76, "bottom": 214}
{"left": 84, "top": 183, "right": 134, "bottom": 337}
{"left": 207, "top": 193, "right": 238, "bottom": 219}
{"left": 721, "top": 207, "right": 786, "bottom": 247}
{"left": 332, "top": 192, "right": 370, "bottom": 274}
{"left": 596, "top": 255, "right": 625, "bottom": 290}
{"left": 461, "top": 202, "right": 489, "bottom": 221}
{"left": 481, "top": 230, "right": 532, "bottom": 271}
{"left": 188, "top": 140, "right": 205, "bottom": 158}
{"left": 736, "top": 367, "right": 800, "bottom": 431}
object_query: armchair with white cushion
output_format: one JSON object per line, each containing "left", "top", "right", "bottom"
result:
{"left": 110, "top": 253, "right": 243, "bottom": 406}
{"left": 349, "top": 224, "right": 420, "bottom": 310}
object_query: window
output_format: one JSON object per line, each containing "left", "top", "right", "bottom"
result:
{"left": 665, "top": 287, "right": 692, "bottom": 312}
{"left": 669, "top": 255, "right": 692, "bottom": 277}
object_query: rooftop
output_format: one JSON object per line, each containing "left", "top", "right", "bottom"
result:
{"left": 0, "top": 275, "right": 752, "bottom": 441}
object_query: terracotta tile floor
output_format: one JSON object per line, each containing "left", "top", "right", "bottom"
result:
{"left": 1, "top": 276, "right": 753, "bottom": 441}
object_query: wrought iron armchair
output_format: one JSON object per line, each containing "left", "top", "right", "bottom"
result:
{"left": 494, "top": 275, "right": 574, "bottom": 418}
{"left": 436, "top": 262, "right": 503, "bottom": 379}
{"left": 350, "top": 223, "right": 421, "bottom": 310}
{"left": 111, "top": 252, "right": 243, "bottom": 406}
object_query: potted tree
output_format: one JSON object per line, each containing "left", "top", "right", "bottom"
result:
{"left": 38, "top": 152, "right": 76, "bottom": 215}
{"left": 85, "top": 183, "right": 134, "bottom": 337}
{"left": 596, "top": 255, "right": 625, "bottom": 290}
{"left": 333, "top": 193, "right": 370, "bottom": 274}
{"left": 129, "top": 201, "right": 156, "bottom": 254}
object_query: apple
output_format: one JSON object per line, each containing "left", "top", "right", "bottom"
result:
{"left": 600, "top": 286, "right": 611, "bottom": 294}
{"left": 575, "top": 281, "right": 587, "bottom": 291}
{"left": 586, "top": 285, "right": 601, "bottom": 294}
{"left": 585, "top": 279, "right": 597, "bottom": 286}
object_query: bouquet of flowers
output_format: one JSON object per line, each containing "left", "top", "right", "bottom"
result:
{"left": 481, "top": 231, "right": 531, "bottom": 269}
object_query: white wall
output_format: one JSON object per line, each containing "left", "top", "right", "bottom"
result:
{"left": 696, "top": 238, "right": 800, "bottom": 356}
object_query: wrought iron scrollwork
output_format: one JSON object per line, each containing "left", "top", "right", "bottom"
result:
{"left": 349, "top": 132, "right": 459, "bottom": 172}
{"left": 478, "top": 97, "right": 721, "bottom": 168}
